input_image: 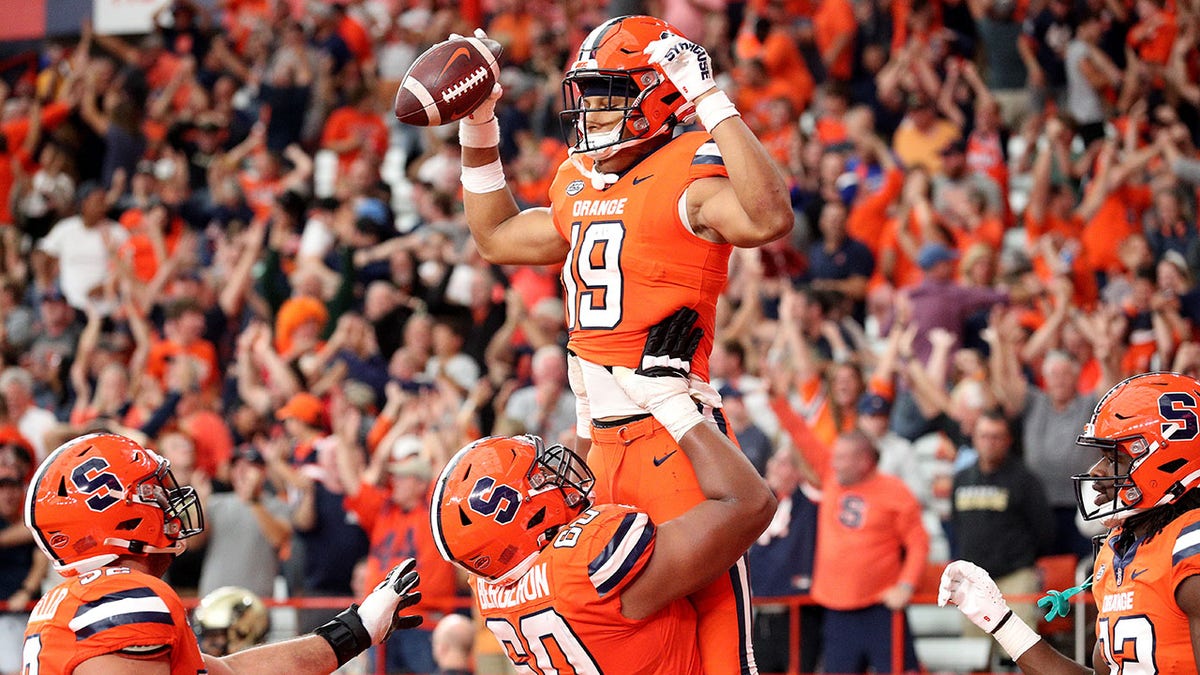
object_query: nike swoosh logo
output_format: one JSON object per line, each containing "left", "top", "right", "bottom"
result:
{"left": 437, "top": 47, "right": 473, "bottom": 83}
{"left": 653, "top": 450, "right": 677, "bottom": 466}
{"left": 1131, "top": 568, "right": 1148, "bottom": 580}
{"left": 632, "top": 174, "right": 654, "bottom": 185}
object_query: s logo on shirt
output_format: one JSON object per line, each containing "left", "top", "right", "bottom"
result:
{"left": 838, "top": 495, "right": 866, "bottom": 529}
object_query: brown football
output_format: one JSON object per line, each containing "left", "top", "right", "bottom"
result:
{"left": 393, "top": 36, "right": 503, "bottom": 127}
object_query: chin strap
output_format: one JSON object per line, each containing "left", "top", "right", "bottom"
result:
{"left": 569, "top": 153, "right": 619, "bottom": 190}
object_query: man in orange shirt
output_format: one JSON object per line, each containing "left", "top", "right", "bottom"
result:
{"left": 145, "top": 298, "right": 221, "bottom": 393}
{"left": 792, "top": 429, "right": 929, "bottom": 672}
{"left": 814, "top": 0, "right": 858, "bottom": 81}
{"left": 321, "top": 86, "right": 389, "bottom": 172}
{"left": 341, "top": 448, "right": 458, "bottom": 674}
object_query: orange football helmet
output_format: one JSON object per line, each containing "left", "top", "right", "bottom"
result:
{"left": 430, "top": 435, "right": 593, "bottom": 585}
{"left": 1075, "top": 372, "right": 1200, "bottom": 522}
{"left": 25, "top": 433, "right": 204, "bottom": 575}
{"left": 560, "top": 15, "right": 696, "bottom": 160}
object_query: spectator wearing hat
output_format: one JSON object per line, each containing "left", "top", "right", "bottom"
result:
{"left": 277, "top": 391, "right": 328, "bottom": 467}
{"left": 275, "top": 295, "right": 330, "bottom": 361}
{"left": 285, "top": 399, "right": 369, "bottom": 635}
{"left": 195, "top": 442, "right": 292, "bottom": 599}
{"left": 720, "top": 383, "right": 773, "bottom": 477}
{"left": 902, "top": 242, "right": 1009, "bottom": 366}
{"left": 932, "top": 139, "right": 1004, "bottom": 231}
{"left": 25, "top": 283, "right": 81, "bottom": 395}
{"left": 36, "top": 181, "right": 128, "bottom": 315}
{"left": 336, "top": 415, "right": 459, "bottom": 675}
{"left": 856, "top": 393, "right": 916, "bottom": 484}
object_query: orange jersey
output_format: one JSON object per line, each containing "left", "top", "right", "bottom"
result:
{"left": 549, "top": 132, "right": 731, "bottom": 418}
{"left": 23, "top": 567, "right": 206, "bottom": 674}
{"left": 1092, "top": 510, "right": 1200, "bottom": 673}
{"left": 474, "top": 504, "right": 703, "bottom": 675}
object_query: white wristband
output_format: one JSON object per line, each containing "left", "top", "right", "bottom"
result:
{"left": 650, "top": 392, "right": 707, "bottom": 442}
{"left": 459, "top": 117, "right": 500, "bottom": 149}
{"left": 694, "top": 90, "right": 740, "bottom": 132}
{"left": 461, "top": 159, "right": 506, "bottom": 194}
{"left": 991, "top": 610, "right": 1041, "bottom": 661}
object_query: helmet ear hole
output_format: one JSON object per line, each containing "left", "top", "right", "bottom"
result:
{"left": 116, "top": 517, "right": 142, "bottom": 531}
{"left": 526, "top": 507, "right": 546, "bottom": 531}
{"left": 1159, "top": 458, "right": 1187, "bottom": 473}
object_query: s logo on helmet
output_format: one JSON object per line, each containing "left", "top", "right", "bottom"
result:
{"left": 70, "top": 458, "right": 126, "bottom": 512}
{"left": 1159, "top": 392, "right": 1200, "bottom": 441}
{"left": 468, "top": 477, "right": 521, "bottom": 525}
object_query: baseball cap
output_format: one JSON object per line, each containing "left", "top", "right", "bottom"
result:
{"left": 232, "top": 445, "right": 266, "bottom": 466}
{"left": 388, "top": 454, "right": 433, "bottom": 480}
{"left": 857, "top": 393, "right": 891, "bottom": 416}
{"left": 276, "top": 392, "right": 324, "bottom": 427}
{"left": 917, "top": 243, "right": 960, "bottom": 270}
{"left": 940, "top": 139, "right": 968, "bottom": 156}
{"left": 390, "top": 434, "right": 423, "bottom": 463}
{"left": 39, "top": 283, "right": 67, "bottom": 304}
{"left": 76, "top": 180, "right": 104, "bottom": 202}
{"left": 717, "top": 384, "right": 744, "bottom": 400}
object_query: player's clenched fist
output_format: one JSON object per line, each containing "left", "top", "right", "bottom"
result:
{"left": 642, "top": 32, "right": 715, "bottom": 103}
{"left": 938, "top": 560, "right": 1041, "bottom": 660}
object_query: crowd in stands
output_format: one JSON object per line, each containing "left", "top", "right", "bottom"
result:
{"left": 1, "top": 0, "right": 1198, "bottom": 671}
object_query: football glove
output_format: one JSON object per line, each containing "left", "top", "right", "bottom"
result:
{"left": 315, "top": 558, "right": 422, "bottom": 667}
{"left": 938, "top": 560, "right": 1040, "bottom": 660}
{"left": 642, "top": 32, "right": 716, "bottom": 104}
{"left": 613, "top": 307, "right": 706, "bottom": 441}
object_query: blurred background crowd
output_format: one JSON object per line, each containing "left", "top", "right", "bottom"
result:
{"left": 0, "top": 0, "right": 1196, "bottom": 671}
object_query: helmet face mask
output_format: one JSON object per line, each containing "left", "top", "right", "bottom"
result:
{"left": 558, "top": 16, "right": 695, "bottom": 161}
{"left": 431, "top": 435, "right": 594, "bottom": 585}
{"left": 1073, "top": 435, "right": 1147, "bottom": 522}
{"left": 1073, "top": 372, "right": 1200, "bottom": 524}
{"left": 25, "top": 433, "right": 205, "bottom": 575}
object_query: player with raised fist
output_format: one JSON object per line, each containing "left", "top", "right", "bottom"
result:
{"left": 456, "top": 16, "right": 793, "bottom": 675}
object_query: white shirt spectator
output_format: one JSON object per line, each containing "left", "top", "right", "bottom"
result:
{"left": 37, "top": 215, "right": 127, "bottom": 311}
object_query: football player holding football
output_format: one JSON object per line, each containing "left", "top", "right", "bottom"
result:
{"left": 430, "top": 307, "right": 775, "bottom": 673}
{"left": 22, "top": 432, "right": 422, "bottom": 674}
{"left": 456, "top": 15, "right": 792, "bottom": 674}
{"left": 940, "top": 372, "right": 1200, "bottom": 671}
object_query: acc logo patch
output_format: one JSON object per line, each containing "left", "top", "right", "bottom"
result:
{"left": 566, "top": 180, "right": 585, "bottom": 196}
{"left": 49, "top": 533, "right": 69, "bottom": 549}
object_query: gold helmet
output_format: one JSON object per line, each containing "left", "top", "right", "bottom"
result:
{"left": 193, "top": 586, "right": 269, "bottom": 656}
